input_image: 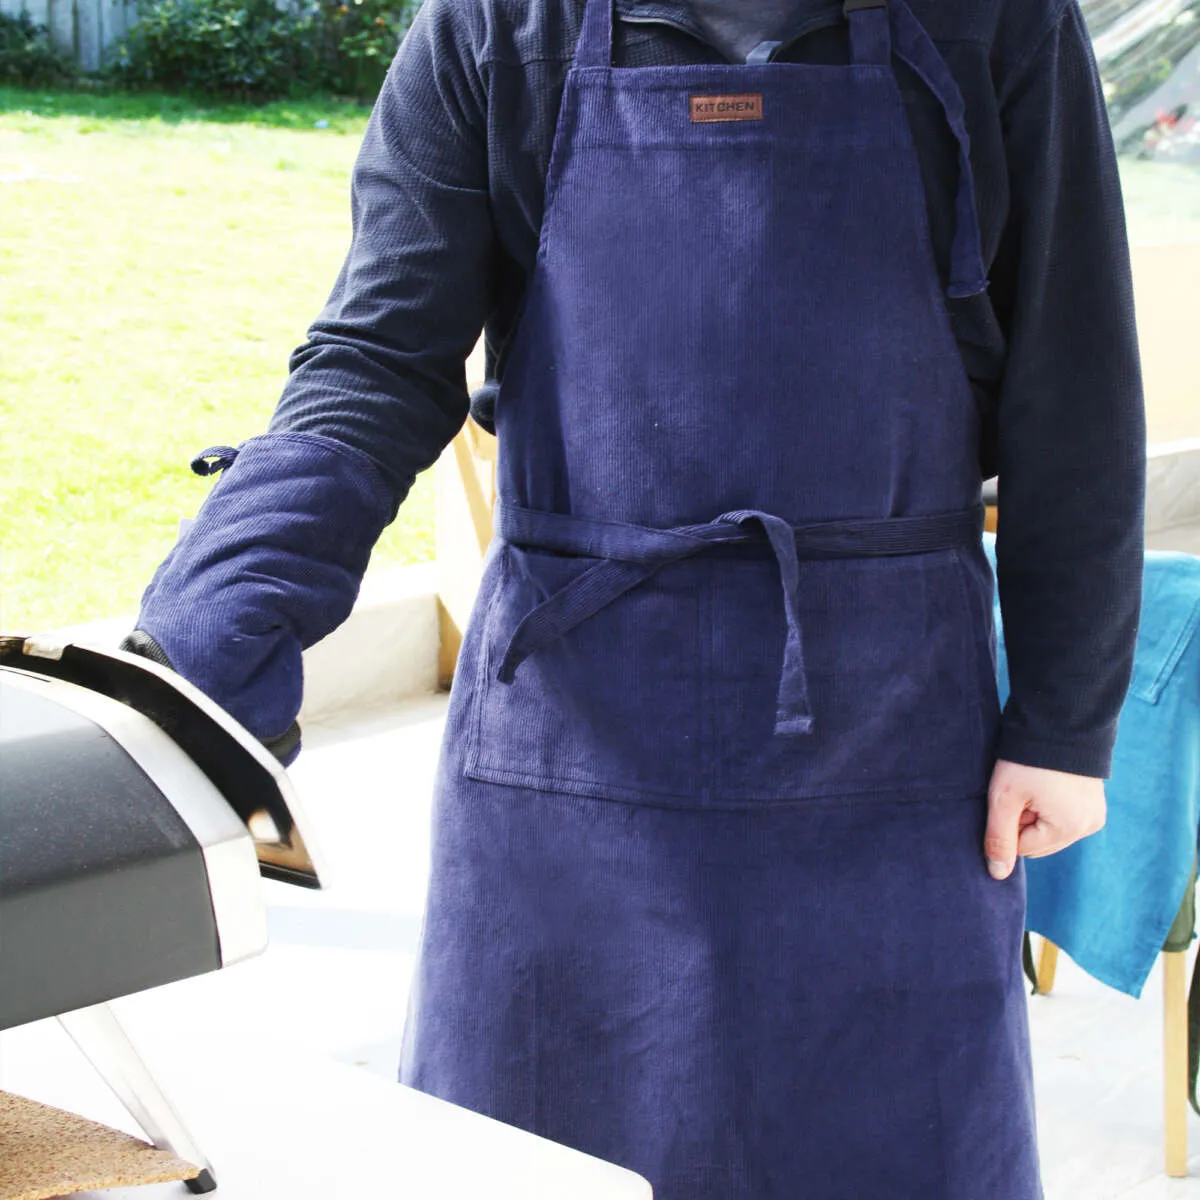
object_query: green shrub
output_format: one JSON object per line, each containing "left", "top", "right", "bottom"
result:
{"left": 0, "top": 10, "right": 79, "bottom": 86}
{"left": 322, "top": 0, "right": 416, "bottom": 101}
{"left": 109, "top": 0, "right": 325, "bottom": 98}
{"left": 108, "top": 0, "right": 418, "bottom": 101}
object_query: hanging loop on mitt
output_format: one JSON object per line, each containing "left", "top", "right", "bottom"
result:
{"left": 190, "top": 445, "right": 240, "bottom": 477}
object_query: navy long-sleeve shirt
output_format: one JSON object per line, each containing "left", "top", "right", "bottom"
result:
{"left": 271, "top": 0, "right": 1146, "bottom": 778}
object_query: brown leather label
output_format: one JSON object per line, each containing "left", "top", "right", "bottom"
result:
{"left": 689, "top": 93, "right": 764, "bottom": 123}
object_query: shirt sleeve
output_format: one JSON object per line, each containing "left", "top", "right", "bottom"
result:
{"left": 989, "top": 0, "right": 1146, "bottom": 778}
{"left": 268, "top": 0, "right": 495, "bottom": 512}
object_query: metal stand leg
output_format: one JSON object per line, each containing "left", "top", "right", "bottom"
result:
{"left": 57, "top": 1003, "right": 217, "bottom": 1193}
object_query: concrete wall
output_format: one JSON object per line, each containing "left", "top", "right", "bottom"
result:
{"left": 1132, "top": 243, "right": 1200, "bottom": 446}
{"left": 48, "top": 564, "right": 443, "bottom": 726}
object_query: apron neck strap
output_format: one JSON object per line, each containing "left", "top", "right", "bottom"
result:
{"left": 845, "top": 0, "right": 891, "bottom": 66}
{"left": 575, "top": 0, "right": 614, "bottom": 69}
{"left": 847, "top": 0, "right": 989, "bottom": 298}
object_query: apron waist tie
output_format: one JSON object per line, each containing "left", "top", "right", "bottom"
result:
{"left": 493, "top": 501, "right": 984, "bottom": 737}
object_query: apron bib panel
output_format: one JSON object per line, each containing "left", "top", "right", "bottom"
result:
{"left": 500, "top": 63, "right": 982, "bottom": 530}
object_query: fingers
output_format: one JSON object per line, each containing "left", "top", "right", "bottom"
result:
{"left": 985, "top": 759, "right": 1108, "bottom": 880}
{"left": 1016, "top": 817, "right": 1076, "bottom": 860}
{"left": 984, "top": 775, "right": 1027, "bottom": 881}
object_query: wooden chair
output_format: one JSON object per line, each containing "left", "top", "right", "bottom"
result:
{"left": 435, "top": 341, "right": 497, "bottom": 687}
{"left": 435, "top": 416, "right": 496, "bottom": 688}
{"left": 1032, "top": 922, "right": 1192, "bottom": 1178}
{"left": 991, "top": 441, "right": 1200, "bottom": 1179}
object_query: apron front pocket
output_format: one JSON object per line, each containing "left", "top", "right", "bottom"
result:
{"left": 710, "top": 549, "right": 994, "bottom": 802}
{"left": 465, "top": 543, "right": 707, "bottom": 805}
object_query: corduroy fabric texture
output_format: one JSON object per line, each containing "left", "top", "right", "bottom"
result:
{"left": 397, "top": 2, "right": 1041, "bottom": 1196}
{"left": 489, "top": 506, "right": 987, "bottom": 738}
{"left": 402, "top": 769, "right": 1035, "bottom": 1198}
{"left": 134, "top": 431, "right": 392, "bottom": 743}
{"left": 269, "top": 0, "right": 1144, "bottom": 778}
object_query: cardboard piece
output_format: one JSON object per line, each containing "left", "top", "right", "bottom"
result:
{"left": 0, "top": 1090, "right": 198, "bottom": 1200}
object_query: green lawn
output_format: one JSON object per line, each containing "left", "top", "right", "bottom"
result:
{"left": 0, "top": 88, "right": 436, "bottom": 632}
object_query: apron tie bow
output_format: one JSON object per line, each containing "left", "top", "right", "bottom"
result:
{"left": 492, "top": 501, "right": 982, "bottom": 739}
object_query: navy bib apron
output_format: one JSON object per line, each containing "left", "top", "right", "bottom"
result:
{"left": 400, "top": 0, "right": 1041, "bottom": 1195}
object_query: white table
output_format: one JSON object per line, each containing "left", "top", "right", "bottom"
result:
{"left": 0, "top": 1014, "right": 651, "bottom": 1200}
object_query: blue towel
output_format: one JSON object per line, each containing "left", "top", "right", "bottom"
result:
{"left": 985, "top": 535, "right": 1200, "bottom": 997}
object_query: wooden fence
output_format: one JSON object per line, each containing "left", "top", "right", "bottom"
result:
{"left": 2, "top": 0, "right": 137, "bottom": 73}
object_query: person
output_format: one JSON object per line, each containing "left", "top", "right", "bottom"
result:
{"left": 122, "top": 0, "right": 1146, "bottom": 1195}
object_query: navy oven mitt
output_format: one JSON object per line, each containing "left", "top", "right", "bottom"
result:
{"left": 122, "top": 432, "right": 394, "bottom": 767}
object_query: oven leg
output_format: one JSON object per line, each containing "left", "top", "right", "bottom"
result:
{"left": 57, "top": 1003, "right": 217, "bottom": 1193}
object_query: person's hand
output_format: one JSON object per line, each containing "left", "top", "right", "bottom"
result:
{"left": 983, "top": 759, "right": 1106, "bottom": 881}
